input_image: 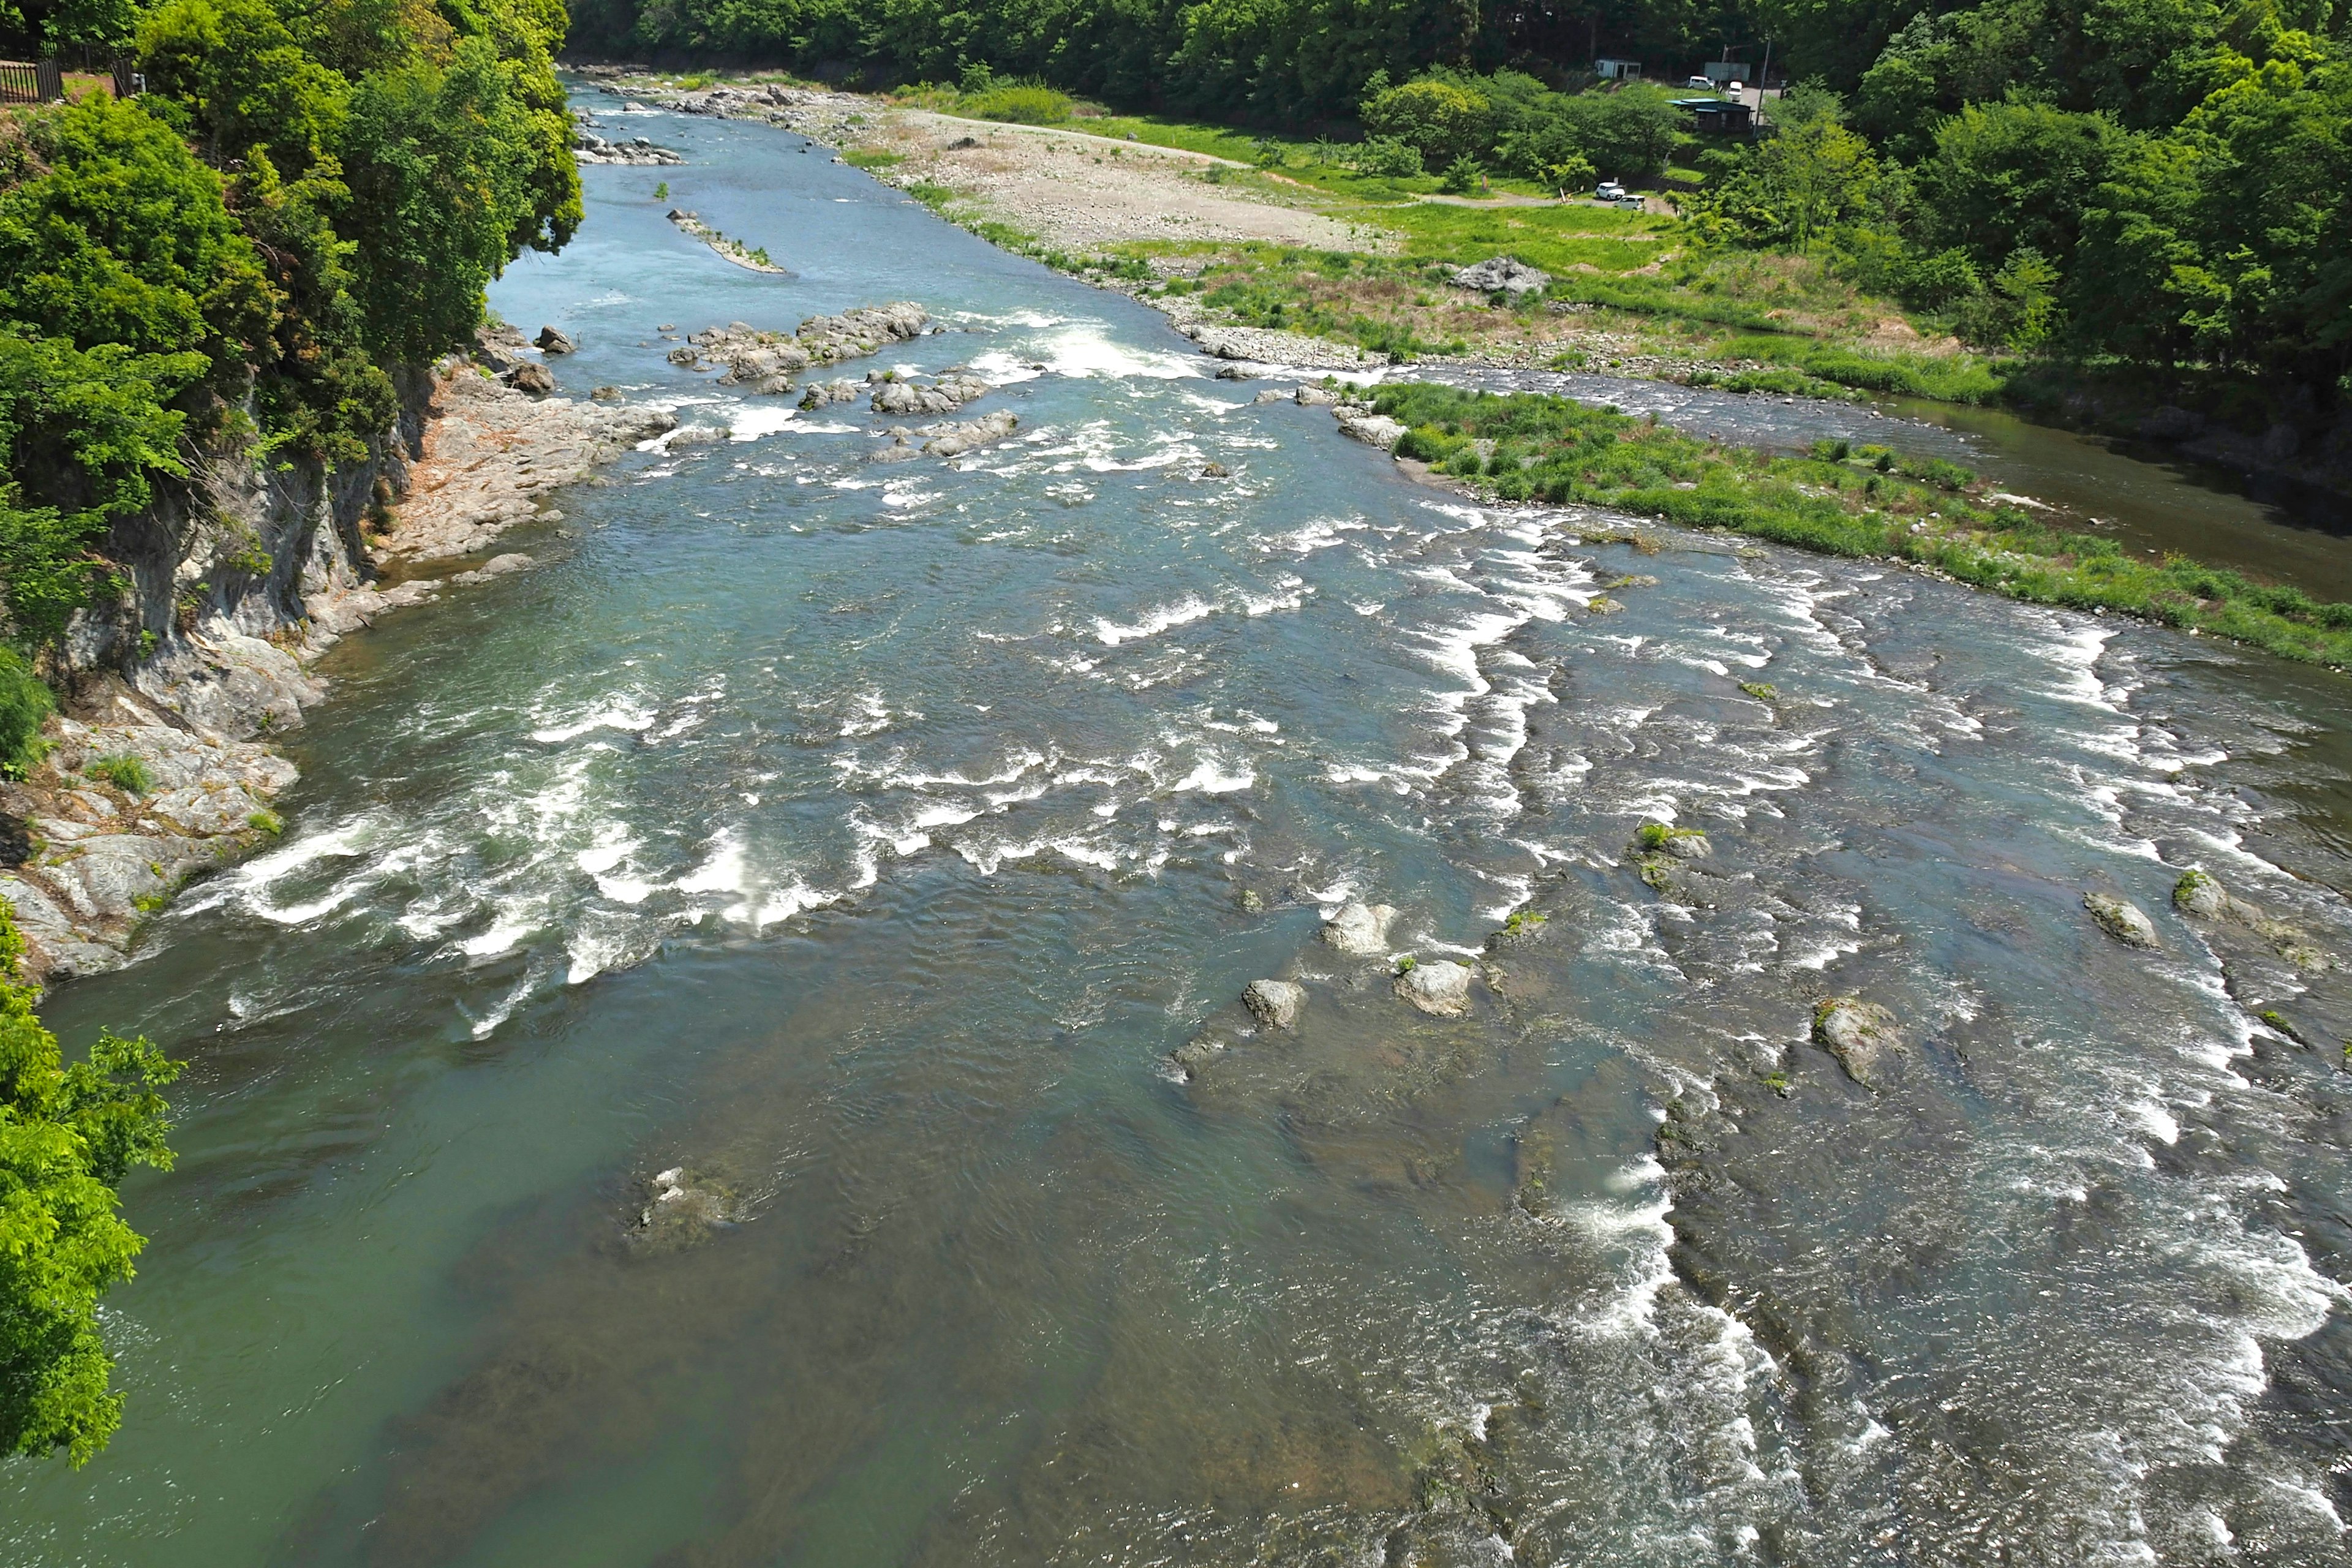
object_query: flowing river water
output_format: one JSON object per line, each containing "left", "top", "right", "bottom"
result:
{"left": 9, "top": 97, "right": 2352, "bottom": 1567}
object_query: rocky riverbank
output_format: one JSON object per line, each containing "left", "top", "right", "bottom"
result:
{"left": 1, "top": 339, "right": 676, "bottom": 991}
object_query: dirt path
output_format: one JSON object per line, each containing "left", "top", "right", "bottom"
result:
{"left": 859, "top": 113, "right": 1392, "bottom": 252}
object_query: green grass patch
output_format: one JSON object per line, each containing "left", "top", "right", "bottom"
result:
{"left": 1544, "top": 275, "right": 1789, "bottom": 331}
{"left": 85, "top": 754, "right": 153, "bottom": 794}
{"left": 962, "top": 83, "right": 1071, "bottom": 124}
{"left": 1370, "top": 383, "right": 2352, "bottom": 669}
{"left": 1695, "top": 336, "right": 2007, "bottom": 405}
{"left": 842, "top": 148, "right": 903, "bottom": 170}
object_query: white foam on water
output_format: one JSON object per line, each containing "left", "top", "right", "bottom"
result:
{"left": 726, "top": 405, "right": 803, "bottom": 440}
{"left": 1096, "top": 595, "right": 1215, "bottom": 646}
{"left": 674, "top": 829, "right": 748, "bottom": 895}
{"left": 1171, "top": 754, "right": 1255, "bottom": 794}
{"left": 531, "top": 695, "right": 656, "bottom": 744}
{"left": 459, "top": 906, "right": 540, "bottom": 959}
{"left": 1024, "top": 325, "right": 1200, "bottom": 381}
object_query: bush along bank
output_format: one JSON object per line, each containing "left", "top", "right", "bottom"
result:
{"left": 1371, "top": 384, "right": 2352, "bottom": 669}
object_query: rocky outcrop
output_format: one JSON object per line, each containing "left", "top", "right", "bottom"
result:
{"left": 1180, "top": 320, "right": 1387, "bottom": 369}
{"left": 1242, "top": 978, "right": 1306, "bottom": 1030}
{"left": 0, "top": 684, "right": 296, "bottom": 984}
{"left": 1336, "top": 409, "right": 1408, "bottom": 448}
{"left": 1450, "top": 255, "right": 1551, "bottom": 298}
{"left": 571, "top": 126, "right": 683, "bottom": 165}
{"left": 1395, "top": 959, "right": 1473, "bottom": 1017}
{"left": 535, "top": 326, "right": 576, "bottom": 355}
{"left": 1812, "top": 997, "right": 1898, "bottom": 1086}
{"left": 2084, "top": 891, "right": 2160, "bottom": 949}
{"left": 869, "top": 410, "right": 1021, "bottom": 462}
{"left": 666, "top": 209, "right": 792, "bottom": 273}
{"left": 800, "top": 379, "right": 861, "bottom": 409}
{"left": 870, "top": 371, "right": 989, "bottom": 416}
{"left": 666, "top": 306, "right": 932, "bottom": 394}
{"left": 1323, "top": 900, "right": 1397, "bottom": 956}
{"left": 330, "top": 367, "right": 674, "bottom": 571}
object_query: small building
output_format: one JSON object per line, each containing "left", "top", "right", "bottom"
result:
{"left": 1595, "top": 59, "right": 1642, "bottom": 81}
{"left": 1672, "top": 97, "right": 1754, "bottom": 134}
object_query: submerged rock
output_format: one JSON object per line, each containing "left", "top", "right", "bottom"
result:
{"left": 1242, "top": 979, "right": 1306, "bottom": 1030}
{"left": 1168, "top": 1035, "right": 1225, "bottom": 1077}
{"left": 632, "top": 1165, "right": 734, "bottom": 1246}
{"left": 1813, "top": 997, "right": 1898, "bottom": 1086}
{"left": 1450, "top": 255, "right": 1551, "bottom": 298}
{"left": 1323, "top": 900, "right": 1398, "bottom": 956}
{"left": 2085, "top": 891, "right": 2160, "bottom": 949}
{"left": 1395, "top": 959, "right": 1473, "bottom": 1017}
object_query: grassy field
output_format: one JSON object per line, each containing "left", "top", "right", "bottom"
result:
{"left": 1373, "top": 384, "right": 2352, "bottom": 666}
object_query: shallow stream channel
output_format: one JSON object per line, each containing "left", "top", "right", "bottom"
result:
{"left": 10, "top": 91, "right": 2352, "bottom": 1567}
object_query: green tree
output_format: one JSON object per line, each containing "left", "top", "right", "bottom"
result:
{"left": 1913, "top": 99, "right": 2122, "bottom": 274}
{"left": 1361, "top": 74, "right": 1494, "bottom": 167}
{"left": 0, "top": 898, "right": 181, "bottom": 1466}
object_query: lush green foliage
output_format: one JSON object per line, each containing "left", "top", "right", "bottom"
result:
{"left": 0, "top": 0, "right": 579, "bottom": 668}
{"left": 0, "top": 898, "right": 181, "bottom": 1466}
{"left": 1371, "top": 383, "right": 2352, "bottom": 665}
{"left": 0, "top": 646, "right": 50, "bottom": 777}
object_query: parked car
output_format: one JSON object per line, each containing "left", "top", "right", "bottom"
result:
{"left": 1595, "top": 179, "right": 1630, "bottom": 202}
{"left": 1686, "top": 75, "right": 1713, "bottom": 89}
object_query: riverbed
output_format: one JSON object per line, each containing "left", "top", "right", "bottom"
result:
{"left": 7, "top": 94, "right": 2351, "bottom": 1568}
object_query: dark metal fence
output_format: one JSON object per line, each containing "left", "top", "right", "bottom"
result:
{"left": 0, "top": 59, "right": 63, "bottom": 104}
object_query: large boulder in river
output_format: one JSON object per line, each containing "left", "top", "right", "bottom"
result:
{"left": 1395, "top": 959, "right": 1473, "bottom": 1017}
{"left": 1813, "top": 998, "right": 1898, "bottom": 1087}
{"left": 1323, "top": 900, "right": 1397, "bottom": 956}
{"left": 1242, "top": 979, "right": 1306, "bottom": 1030}
{"left": 2172, "top": 869, "right": 2231, "bottom": 919}
{"left": 535, "top": 325, "right": 576, "bottom": 354}
{"left": 1336, "top": 410, "right": 1408, "bottom": 448}
{"left": 1450, "top": 255, "right": 1551, "bottom": 298}
{"left": 2085, "top": 891, "right": 2160, "bottom": 949}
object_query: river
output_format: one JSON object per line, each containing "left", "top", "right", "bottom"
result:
{"left": 7, "top": 94, "right": 2352, "bottom": 1567}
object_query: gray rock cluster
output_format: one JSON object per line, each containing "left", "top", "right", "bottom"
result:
{"left": 1450, "top": 255, "right": 1552, "bottom": 298}
{"left": 0, "top": 695, "right": 298, "bottom": 984}
{"left": 870, "top": 371, "right": 990, "bottom": 417}
{"left": 572, "top": 126, "right": 684, "bottom": 165}
{"left": 665, "top": 304, "right": 932, "bottom": 395}
{"left": 870, "top": 409, "right": 1020, "bottom": 462}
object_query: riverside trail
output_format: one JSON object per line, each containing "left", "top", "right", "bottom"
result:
{"left": 7, "top": 88, "right": 2351, "bottom": 1568}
